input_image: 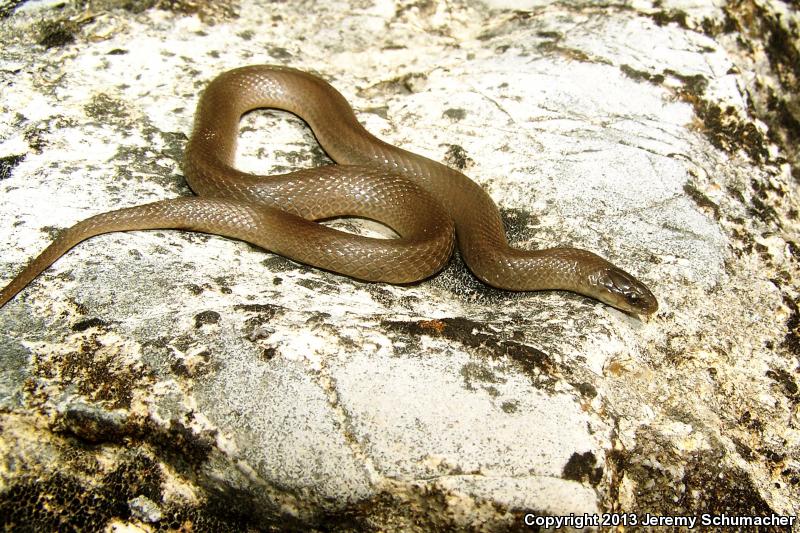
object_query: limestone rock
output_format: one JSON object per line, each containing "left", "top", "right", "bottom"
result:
{"left": 0, "top": 0, "right": 798, "bottom": 530}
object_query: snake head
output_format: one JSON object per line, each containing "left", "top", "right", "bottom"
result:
{"left": 595, "top": 266, "right": 658, "bottom": 315}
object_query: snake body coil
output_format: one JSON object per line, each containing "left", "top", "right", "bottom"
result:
{"left": 0, "top": 66, "right": 657, "bottom": 314}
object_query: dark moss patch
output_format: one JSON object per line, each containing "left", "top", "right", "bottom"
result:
{"left": 460, "top": 361, "right": 506, "bottom": 392}
{"left": 382, "top": 317, "right": 557, "bottom": 388}
{"left": 0, "top": 472, "right": 117, "bottom": 531}
{"left": 667, "top": 52, "right": 779, "bottom": 178}
{"left": 443, "top": 108, "right": 467, "bottom": 121}
{"left": 58, "top": 403, "right": 129, "bottom": 444}
{"left": 37, "top": 224, "right": 66, "bottom": 241}
{"left": 651, "top": 9, "right": 690, "bottom": 29}
{"left": 29, "top": 332, "right": 151, "bottom": 410}
{"left": 194, "top": 310, "right": 220, "bottom": 327}
{"left": 0, "top": 447, "right": 162, "bottom": 532}
{"left": 765, "top": 88, "right": 800, "bottom": 152}
{"left": 537, "top": 40, "right": 592, "bottom": 62}
{"left": 536, "top": 30, "right": 562, "bottom": 40}
{"left": 759, "top": 8, "right": 800, "bottom": 95}
{"left": 260, "top": 346, "right": 278, "bottom": 360}
{"left": 104, "top": 454, "right": 163, "bottom": 508}
{"left": 700, "top": 11, "right": 740, "bottom": 36}
{"left": 0, "top": 412, "right": 333, "bottom": 529}
{"left": 261, "top": 254, "right": 304, "bottom": 273}
{"left": 233, "top": 303, "right": 282, "bottom": 316}
{"left": 611, "top": 434, "right": 782, "bottom": 522}
{"left": 765, "top": 367, "right": 799, "bottom": 402}
{"left": 145, "top": 418, "right": 216, "bottom": 467}
{"left": 760, "top": 447, "right": 785, "bottom": 465}
{"left": 442, "top": 144, "right": 473, "bottom": 171}
{"left": 186, "top": 283, "right": 205, "bottom": 295}
{"left": 0, "top": 154, "right": 25, "bottom": 180}
{"left": 37, "top": 19, "right": 77, "bottom": 49}
{"left": 23, "top": 127, "right": 48, "bottom": 153}
{"left": 781, "top": 466, "right": 800, "bottom": 487}
{"left": 620, "top": 64, "right": 665, "bottom": 85}
{"left": 170, "top": 348, "right": 212, "bottom": 378}
{"left": 781, "top": 294, "right": 800, "bottom": 356}
{"left": 691, "top": 99, "right": 769, "bottom": 163}
{"left": 749, "top": 178, "right": 784, "bottom": 225}
{"left": 153, "top": 130, "right": 189, "bottom": 173}
{"left": 0, "top": 456, "right": 266, "bottom": 532}
{"left": 268, "top": 46, "right": 292, "bottom": 60}
{"left": 683, "top": 182, "right": 721, "bottom": 219}
{"left": 678, "top": 454, "right": 783, "bottom": 521}
{"left": 500, "top": 400, "right": 518, "bottom": 413}
{"left": 295, "top": 276, "right": 346, "bottom": 293}
{"left": 731, "top": 436, "right": 756, "bottom": 461}
{"left": 200, "top": 275, "right": 231, "bottom": 296}
{"left": 665, "top": 69, "right": 709, "bottom": 94}
{"left": 235, "top": 302, "right": 284, "bottom": 336}
{"left": 738, "top": 410, "right": 764, "bottom": 433}
{"left": 501, "top": 207, "right": 539, "bottom": 242}
{"left": 84, "top": 93, "right": 130, "bottom": 121}
{"left": 61, "top": 408, "right": 215, "bottom": 472}
{"left": 719, "top": 1, "right": 800, "bottom": 175}
{"left": 71, "top": 317, "right": 111, "bottom": 332}
{"left": 572, "top": 381, "right": 597, "bottom": 399}
{"left": 563, "top": 451, "right": 603, "bottom": 486}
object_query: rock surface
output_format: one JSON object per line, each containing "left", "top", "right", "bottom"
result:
{"left": 0, "top": 0, "right": 798, "bottom": 530}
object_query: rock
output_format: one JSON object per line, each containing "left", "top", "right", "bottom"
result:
{"left": 0, "top": 0, "right": 797, "bottom": 530}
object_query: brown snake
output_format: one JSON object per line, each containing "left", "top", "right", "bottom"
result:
{"left": 0, "top": 65, "right": 657, "bottom": 314}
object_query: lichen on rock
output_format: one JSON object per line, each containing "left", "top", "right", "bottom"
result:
{"left": 0, "top": 0, "right": 798, "bottom": 529}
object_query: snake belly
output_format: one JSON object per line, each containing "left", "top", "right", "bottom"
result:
{"left": 0, "top": 65, "right": 657, "bottom": 314}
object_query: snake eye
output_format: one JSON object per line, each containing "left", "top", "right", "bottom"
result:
{"left": 600, "top": 267, "right": 658, "bottom": 315}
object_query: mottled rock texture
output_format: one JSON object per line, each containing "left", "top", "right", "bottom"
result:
{"left": 0, "top": 0, "right": 798, "bottom": 530}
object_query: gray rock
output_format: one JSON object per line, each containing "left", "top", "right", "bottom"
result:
{"left": 0, "top": 0, "right": 797, "bottom": 530}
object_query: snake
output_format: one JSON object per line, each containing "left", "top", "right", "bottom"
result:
{"left": 0, "top": 65, "right": 657, "bottom": 314}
